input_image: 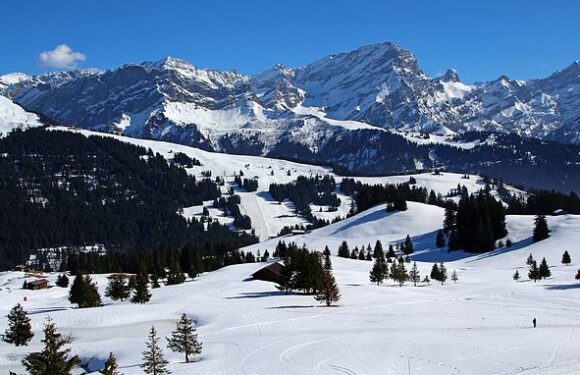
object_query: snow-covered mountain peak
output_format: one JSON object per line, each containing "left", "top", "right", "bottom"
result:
{"left": 439, "top": 69, "right": 461, "bottom": 83}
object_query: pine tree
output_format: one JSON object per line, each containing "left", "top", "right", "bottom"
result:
{"left": 100, "top": 352, "right": 122, "bottom": 375}
{"left": 142, "top": 326, "right": 170, "bottom": 375}
{"left": 22, "top": 318, "right": 80, "bottom": 375}
{"left": 451, "top": 270, "right": 458, "bottom": 284}
{"left": 539, "top": 257, "right": 551, "bottom": 279}
{"left": 533, "top": 215, "right": 550, "bottom": 242}
{"left": 403, "top": 235, "right": 414, "bottom": 255}
{"left": 373, "top": 240, "right": 384, "bottom": 259}
{"left": 315, "top": 252, "right": 341, "bottom": 306}
{"left": 69, "top": 274, "right": 102, "bottom": 308}
{"left": 386, "top": 244, "right": 395, "bottom": 259}
{"left": 132, "top": 271, "right": 152, "bottom": 304}
{"left": 337, "top": 241, "right": 350, "bottom": 258}
{"left": 3, "top": 303, "right": 33, "bottom": 346}
{"left": 409, "top": 262, "right": 420, "bottom": 287}
{"left": 435, "top": 230, "right": 445, "bottom": 248}
{"left": 166, "top": 261, "right": 186, "bottom": 285}
{"left": 56, "top": 274, "right": 69, "bottom": 288}
{"left": 430, "top": 263, "right": 441, "bottom": 282}
{"left": 526, "top": 253, "right": 534, "bottom": 266}
{"left": 562, "top": 251, "right": 571, "bottom": 266}
{"left": 506, "top": 238, "right": 512, "bottom": 247}
{"left": 369, "top": 255, "right": 387, "bottom": 286}
{"left": 576, "top": 269, "right": 580, "bottom": 282}
{"left": 358, "top": 248, "right": 366, "bottom": 260}
{"left": 105, "top": 275, "right": 130, "bottom": 301}
{"left": 513, "top": 270, "right": 520, "bottom": 282}
{"left": 391, "top": 259, "right": 408, "bottom": 287}
{"left": 167, "top": 314, "right": 202, "bottom": 363}
{"left": 438, "top": 263, "right": 448, "bottom": 285}
{"left": 528, "top": 260, "right": 541, "bottom": 282}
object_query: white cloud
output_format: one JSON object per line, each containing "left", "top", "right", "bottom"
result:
{"left": 38, "top": 44, "right": 86, "bottom": 69}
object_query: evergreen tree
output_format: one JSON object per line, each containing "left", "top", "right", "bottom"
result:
{"left": 100, "top": 352, "right": 122, "bottom": 375}
{"left": 69, "top": 274, "right": 102, "bottom": 308}
{"left": 443, "top": 207, "right": 456, "bottom": 234}
{"left": 167, "top": 314, "right": 202, "bottom": 363}
{"left": 561, "top": 251, "right": 571, "bottom": 266}
{"left": 337, "top": 241, "right": 350, "bottom": 258}
{"left": 506, "top": 238, "right": 512, "bottom": 247}
{"left": 131, "top": 271, "right": 152, "bottom": 304}
{"left": 409, "top": 262, "right": 420, "bottom": 287}
{"left": 142, "top": 326, "right": 170, "bottom": 375}
{"left": 513, "top": 270, "right": 520, "bottom": 282}
{"left": 528, "top": 260, "right": 541, "bottom": 282}
{"left": 315, "top": 252, "right": 341, "bottom": 306}
{"left": 576, "top": 269, "right": 580, "bottom": 282}
{"left": 438, "top": 263, "right": 448, "bottom": 284}
{"left": 3, "top": 303, "right": 33, "bottom": 346}
{"left": 526, "top": 253, "right": 535, "bottom": 266}
{"left": 166, "top": 261, "right": 186, "bottom": 285}
{"left": 386, "top": 244, "right": 395, "bottom": 259}
{"left": 539, "top": 257, "right": 551, "bottom": 279}
{"left": 451, "top": 270, "right": 458, "bottom": 284}
{"left": 105, "top": 275, "right": 131, "bottom": 301}
{"left": 533, "top": 215, "right": 550, "bottom": 242}
{"left": 369, "top": 255, "right": 388, "bottom": 286}
{"left": 358, "top": 248, "right": 366, "bottom": 260}
{"left": 56, "top": 274, "right": 69, "bottom": 288}
{"left": 403, "top": 235, "right": 414, "bottom": 255}
{"left": 22, "top": 318, "right": 80, "bottom": 375}
{"left": 435, "top": 230, "right": 445, "bottom": 248}
{"left": 373, "top": 240, "right": 384, "bottom": 259}
{"left": 430, "top": 263, "right": 441, "bottom": 282}
{"left": 391, "top": 259, "right": 408, "bottom": 287}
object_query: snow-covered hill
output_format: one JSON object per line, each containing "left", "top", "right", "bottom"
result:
{"left": 1, "top": 209, "right": 579, "bottom": 374}
{"left": 0, "top": 96, "right": 42, "bottom": 137}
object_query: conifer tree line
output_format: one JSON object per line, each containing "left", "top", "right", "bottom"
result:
{"left": 336, "top": 239, "right": 414, "bottom": 261}
{"left": 340, "top": 178, "right": 450, "bottom": 214}
{"left": 235, "top": 175, "right": 259, "bottom": 192}
{"left": 443, "top": 189, "right": 507, "bottom": 252}
{"left": 507, "top": 189, "right": 580, "bottom": 215}
{"left": 269, "top": 175, "right": 341, "bottom": 213}
{"left": 521, "top": 253, "right": 578, "bottom": 282}
{"left": 0, "top": 128, "right": 258, "bottom": 270}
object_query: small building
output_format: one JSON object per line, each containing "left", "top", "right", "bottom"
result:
{"left": 251, "top": 262, "right": 285, "bottom": 284}
{"left": 24, "top": 279, "right": 49, "bottom": 290}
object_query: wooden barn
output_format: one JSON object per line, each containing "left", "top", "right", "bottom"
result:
{"left": 24, "top": 279, "right": 49, "bottom": 290}
{"left": 251, "top": 262, "right": 285, "bottom": 284}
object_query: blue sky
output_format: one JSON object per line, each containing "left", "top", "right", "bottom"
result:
{"left": 2, "top": 0, "right": 578, "bottom": 83}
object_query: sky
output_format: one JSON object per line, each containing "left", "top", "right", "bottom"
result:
{"left": 1, "top": 0, "right": 579, "bottom": 83}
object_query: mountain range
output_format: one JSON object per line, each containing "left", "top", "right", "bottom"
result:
{"left": 1, "top": 42, "right": 579, "bottom": 191}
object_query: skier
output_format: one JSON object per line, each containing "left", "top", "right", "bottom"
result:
{"left": 533, "top": 318, "right": 536, "bottom": 328}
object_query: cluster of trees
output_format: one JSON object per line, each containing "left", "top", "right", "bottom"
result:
{"left": 3, "top": 304, "right": 203, "bottom": 375}
{"left": 513, "top": 251, "right": 577, "bottom": 283}
{"left": 0, "top": 128, "right": 232, "bottom": 270}
{"left": 340, "top": 178, "right": 447, "bottom": 214}
{"left": 171, "top": 152, "right": 202, "bottom": 168}
{"left": 508, "top": 189, "right": 580, "bottom": 215}
{"left": 444, "top": 190, "right": 507, "bottom": 252}
{"left": 234, "top": 175, "right": 258, "bottom": 192}
{"left": 212, "top": 195, "right": 253, "bottom": 229}
{"left": 337, "top": 239, "right": 414, "bottom": 260}
{"left": 269, "top": 175, "right": 340, "bottom": 212}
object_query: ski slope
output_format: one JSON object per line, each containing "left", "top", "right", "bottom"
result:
{"left": 0, "top": 96, "right": 42, "bottom": 137}
{"left": 1, "top": 205, "right": 580, "bottom": 374}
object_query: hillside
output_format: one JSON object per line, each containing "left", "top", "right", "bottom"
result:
{"left": 1, "top": 210, "right": 579, "bottom": 374}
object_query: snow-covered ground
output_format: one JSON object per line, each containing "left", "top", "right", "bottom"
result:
{"left": 1, "top": 204, "right": 580, "bottom": 375}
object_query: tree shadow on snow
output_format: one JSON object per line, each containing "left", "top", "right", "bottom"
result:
{"left": 544, "top": 284, "right": 580, "bottom": 290}
{"left": 225, "top": 291, "right": 293, "bottom": 299}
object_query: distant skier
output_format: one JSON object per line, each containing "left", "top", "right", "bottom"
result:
{"left": 533, "top": 318, "right": 537, "bottom": 328}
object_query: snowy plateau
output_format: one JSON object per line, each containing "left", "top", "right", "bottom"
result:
{"left": 0, "top": 129, "right": 579, "bottom": 375}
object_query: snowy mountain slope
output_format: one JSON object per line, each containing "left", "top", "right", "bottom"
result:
{"left": 1, "top": 211, "right": 580, "bottom": 374}
{"left": 0, "top": 96, "right": 43, "bottom": 136}
{"left": 54, "top": 127, "right": 513, "bottom": 240}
